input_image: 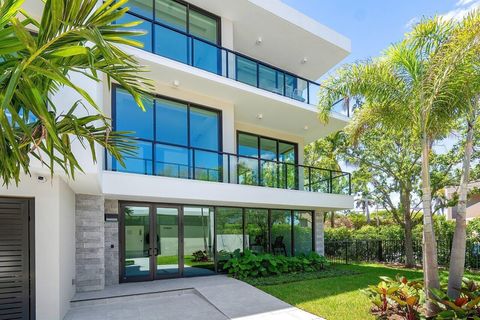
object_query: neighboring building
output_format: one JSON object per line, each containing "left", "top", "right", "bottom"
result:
{"left": 445, "top": 181, "right": 480, "bottom": 221}
{"left": 0, "top": 0, "right": 353, "bottom": 319}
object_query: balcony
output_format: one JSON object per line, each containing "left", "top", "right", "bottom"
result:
{"left": 106, "top": 144, "right": 351, "bottom": 195}
{"left": 117, "top": 14, "right": 351, "bottom": 117}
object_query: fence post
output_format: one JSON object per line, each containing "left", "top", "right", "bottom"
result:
{"left": 378, "top": 240, "right": 383, "bottom": 262}
{"left": 345, "top": 241, "right": 349, "bottom": 264}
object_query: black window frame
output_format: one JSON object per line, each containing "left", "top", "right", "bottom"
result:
{"left": 111, "top": 84, "right": 223, "bottom": 177}
{"left": 121, "top": 0, "right": 222, "bottom": 46}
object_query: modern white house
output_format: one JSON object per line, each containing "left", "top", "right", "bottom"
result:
{"left": 0, "top": 0, "right": 353, "bottom": 319}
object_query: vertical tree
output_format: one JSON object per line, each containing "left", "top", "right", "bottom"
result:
{"left": 317, "top": 16, "right": 477, "bottom": 314}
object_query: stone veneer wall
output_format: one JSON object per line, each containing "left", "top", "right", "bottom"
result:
{"left": 75, "top": 194, "right": 105, "bottom": 292}
{"left": 104, "top": 199, "right": 119, "bottom": 286}
{"left": 315, "top": 211, "right": 325, "bottom": 256}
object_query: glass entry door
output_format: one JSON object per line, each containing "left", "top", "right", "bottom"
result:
{"left": 121, "top": 203, "right": 181, "bottom": 282}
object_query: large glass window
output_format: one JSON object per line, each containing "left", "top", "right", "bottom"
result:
{"left": 116, "top": 13, "right": 153, "bottom": 52}
{"left": 293, "top": 211, "right": 313, "bottom": 255}
{"left": 155, "top": 0, "right": 187, "bottom": 31}
{"left": 215, "top": 207, "right": 243, "bottom": 270}
{"left": 245, "top": 209, "right": 269, "bottom": 254}
{"left": 189, "top": 9, "right": 218, "bottom": 43}
{"left": 183, "top": 207, "right": 215, "bottom": 277}
{"left": 270, "top": 210, "right": 292, "bottom": 256}
{"left": 112, "top": 87, "right": 221, "bottom": 178}
{"left": 237, "top": 132, "right": 297, "bottom": 188}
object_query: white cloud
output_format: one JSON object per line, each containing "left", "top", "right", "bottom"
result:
{"left": 405, "top": 16, "right": 420, "bottom": 29}
{"left": 442, "top": 0, "right": 480, "bottom": 21}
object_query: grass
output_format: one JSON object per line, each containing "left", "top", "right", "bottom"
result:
{"left": 254, "top": 263, "right": 480, "bottom": 320}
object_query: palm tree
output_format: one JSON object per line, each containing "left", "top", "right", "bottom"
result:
{"left": 354, "top": 192, "right": 375, "bottom": 224}
{"left": 317, "top": 15, "right": 480, "bottom": 315}
{"left": 0, "top": 0, "right": 153, "bottom": 186}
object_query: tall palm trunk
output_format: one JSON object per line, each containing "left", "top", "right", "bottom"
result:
{"left": 448, "top": 109, "right": 477, "bottom": 298}
{"left": 421, "top": 132, "right": 440, "bottom": 316}
{"left": 401, "top": 187, "right": 415, "bottom": 267}
{"left": 330, "top": 211, "right": 335, "bottom": 228}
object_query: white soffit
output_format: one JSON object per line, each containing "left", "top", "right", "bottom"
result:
{"left": 186, "top": 0, "right": 351, "bottom": 80}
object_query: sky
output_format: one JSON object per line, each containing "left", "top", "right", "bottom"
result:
{"left": 282, "top": 0, "right": 480, "bottom": 76}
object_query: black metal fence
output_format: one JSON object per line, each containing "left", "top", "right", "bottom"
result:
{"left": 324, "top": 239, "right": 480, "bottom": 270}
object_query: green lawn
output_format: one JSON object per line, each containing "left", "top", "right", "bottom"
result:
{"left": 256, "top": 263, "right": 480, "bottom": 320}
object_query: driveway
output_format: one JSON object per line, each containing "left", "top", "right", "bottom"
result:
{"left": 65, "top": 275, "right": 323, "bottom": 320}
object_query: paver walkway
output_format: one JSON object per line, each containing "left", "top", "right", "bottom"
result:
{"left": 65, "top": 275, "right": 323, "bottom": 320}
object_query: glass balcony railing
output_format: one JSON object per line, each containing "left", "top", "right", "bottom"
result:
{"left": 106, "top": 143, "right": 352, "bottom": 195}
{"left": 117, "top": 13, "right": 353, "bottom": 117}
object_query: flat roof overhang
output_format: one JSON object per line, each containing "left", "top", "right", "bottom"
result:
{"left": 102, "top": 171, "right": 354, "bottom": 212}
{"left": 126, "top": 46, "right": 349, "bottom": 144}
{"left": 186, "top": 0, "right": 351, "bottom": 80}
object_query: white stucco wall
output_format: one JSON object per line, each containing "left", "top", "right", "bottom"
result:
{"left": 0, "top": 175, "right": 76, "bottom": 320}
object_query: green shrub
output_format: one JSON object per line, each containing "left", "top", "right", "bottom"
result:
{"left": 325, "top": 226, "right": 353, "bottom": 240}
{"left": 222, "top": 249, "right": 328, "bottom": 279}
{"left": 431, "top": 278, "right": 480, "bottom": 319}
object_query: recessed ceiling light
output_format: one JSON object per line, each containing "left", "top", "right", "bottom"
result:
{"left": 301, "top": 57, "right": 308, "bottom": 64}
{"left": 257, "top": 113, "right": 263, "bottom": 119}
{"left": 304, "top": 125, "right": 309, "bottom": 130}
{"left": 256, "top": 37, "right": 263, "bottom": 45}
{"left": 172, "top": 80, "right": 180, "bottom": 87}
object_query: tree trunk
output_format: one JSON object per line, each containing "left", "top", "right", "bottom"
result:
{"left": 365, "top": 202, "right": 370, "bottom": 224}
{"left": 404, "top": 214, "right": 415, "bottom": 268}
{"left": 401, "top": 187, "right": 415, "bottom": 268}
{"left": 448, "top": 113, "right": 476, "bottom": 298}
{"left": 421, "top": 132, "right": 440, "bottom": 316}
{"left": 330, "top": 211, "right": 335, "bottom": 228}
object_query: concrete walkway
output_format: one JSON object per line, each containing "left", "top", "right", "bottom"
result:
{"left": 65, "top": 275, "right": 323, "bottom": 320}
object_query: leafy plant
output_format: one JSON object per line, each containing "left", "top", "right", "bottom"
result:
{"left": 222, "top": 249, "right": 328, "bottom": 279}
{"left": 362, "top": 275, "right": 423, "bottom": 319}
{"left": 431, "top": 278, "right": 480, "bottom": 319}
{"left": 192, "top": 250, "right": 209, "bottom": 262}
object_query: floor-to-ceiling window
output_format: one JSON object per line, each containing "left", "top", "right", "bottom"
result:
{"left": 270, "top": 210, "right": 293, "bottom": 256}
{"left": 215, "top": 207, "right": 243, "bottom": 269}
{"left": 183, "top": 206, "right": 215, "bottom": 277}
{"left": 116, "top": 0, "right": 220, "bottom": 69}
{"left": 293, "top": 211, "right": 314, "bottom": 255}
{"left": 245, "top": 209, "right": 269, "bottom": 254}
{"left": 111, "top": 87, "right": 222, "bottom": 180}
{"left": 237, "top": 132, "right": 298, "bottom": 189}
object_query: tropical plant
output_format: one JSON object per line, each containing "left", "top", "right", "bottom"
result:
{"left": 362, "top": 275, "right": 423, "bottom": 319}
{"left": 0, "top": 0, "right": 153, "bottom": 186}
{"left": 431, "top": 278, "right": 480, "bottom": 319}
{"left": 317, "top": 14, "right": 480, "bottom": 314}
{"left": 222, "top": 249, "right": 328, "bottom": 279}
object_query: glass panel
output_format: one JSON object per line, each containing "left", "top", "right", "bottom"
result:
{"left": 155, "top": 98, "right": 188, "bottom": 145}
{"left": 260, "top": 138, "right": 277, "bottom": 160}
{"left": 259, "top": 65, "right": 284, "bottom": 95}
{"left": 116, "top": 141, "right": 153, "bottom": 175}
{"left": 183, "top": 207, "right": 215, "bottom": 277}
{"left": 115, "top": 13, "right": 153, "bottom": 52}
{"left": 154, "top": 24, "right": 189, "bottom": 63}
{"left": 270, "top": 210, "right": 292, "bottom": 256}
{"left": 154, "top": 0, "right": 187, "bottom": 31}
{"left": 189, "top": 9, "right": 218, "bottom": 43}
{"left": 285, "top": 74, "right": 308, "bottom": 103}
{"left": 261, "top": 160, "right": 277, "bottom": 188}
{"left": 293, "top": 211, "right": 313, "bottom": 255}
{"left": 156, "top": 207, "right": 179, "bottom": 276}
{"left": 236, "top": 56, "right": 257, "bottom": 87}
{"left": 238, "top": 133, "right": 259, "bottom": 185}
{"left": 245, "top": 209, "right": 268, "bottom": 254}
{"left": 310, "top": 168, "right": 330, "bottom": 193}
{"left": 128, "top": 0, "right": 153, "bottom": 19}
{"left": 309, "top": 82, "right": 320, "bottom": 106}
{"left": 190, "top": 106, "right": 219, "bottom": 150}
{"left": 215, "top": 207, "right": 243, "bottom": 270}
{"left": 193, "top": 149, "right": 221, "bottom": 182}
{"left": 192, "top": 39, "right": 221, "bottom": 74}
{"left": 155, "top": 144, "right": 189, "bottom": 178}
{"left": 279, "top": 142, "right": 297, "bottom": 189}
{"left": 124, "top": 206, "right": 151, "bottom": 278}
{"left": 115, "top": 88, "right": 154, "bottom": 140}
